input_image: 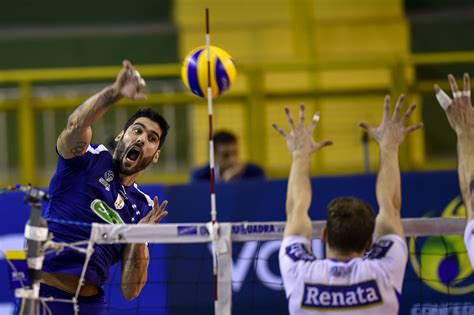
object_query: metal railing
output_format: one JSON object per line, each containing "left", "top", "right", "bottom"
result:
{"left": 0, "top": 51, "right": 473, "bottom": 185}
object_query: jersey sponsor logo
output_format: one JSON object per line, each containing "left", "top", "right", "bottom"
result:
{"left": 410, "top": 302, "right": 474, "bottom": 315}
{"left": 302, "top": 279, "right": 383, "bottom": 310}
{"left": 104, "top": 170, "right": 114, "bottom": 182}
{"left": 99, "top": 177, "right": 110, "bottom": 191}
{"left": 285, "top": 243, "right": 315, "bottom": 262}
{"left": 231, "top": 224, "right": 281, "bottom": 235}
{"left": 114, "top": 194, "right": 125, "bottom": 210}
{"left": 177, "top": 226, "right": 198, "bottom": 235}
{"left": 329, "top": 265, "right": 352, "bottom": 277}
{"left": 365, "top": 239, "right": 394, "bottom": 259}
{"left": 90, "top": 199, "right": 124, "bottom": 224}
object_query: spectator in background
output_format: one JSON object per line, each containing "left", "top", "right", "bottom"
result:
{"left": 191, "top": 130, "right": 265, "bottom": 182}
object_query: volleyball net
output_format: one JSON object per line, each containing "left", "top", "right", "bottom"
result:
{"left": 7, "top": 217, "right": 472, "bottom": 315}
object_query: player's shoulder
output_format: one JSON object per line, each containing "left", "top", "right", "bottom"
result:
{"left": 80, "top": 144, "right": 113, "bottom": 170}
{"left": 55, "top": 143, "right": 111, "bottom": 172}
{"left": 280, "top": 235, "right": 317, "bottom": 263}
{"left": 87, "top": 144, "right": 111, "bottom": 156}
{"left": 465, "top": 219, "right": 474, "bottom": 237}
{"left": 364, "top": 234, "right": 407, "bottom": 260}
{"left": 464, "top": 219, "right": 474, "bottom": 268}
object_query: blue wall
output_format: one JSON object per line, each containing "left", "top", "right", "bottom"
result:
{"left": 1, "top": 171, "right": 473, "bottom": 314}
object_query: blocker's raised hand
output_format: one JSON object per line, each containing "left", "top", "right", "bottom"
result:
{"left": 434, "top": 73, "right": 474, "bottom": 135}
{"left": 360, "top": 95, "right": 423, "bottom": 151}
{"left": 272, "top": 104, "right": 333, "bottom": 156}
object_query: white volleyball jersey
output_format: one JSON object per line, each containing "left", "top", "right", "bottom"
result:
{"left": 465, "top": 219, "right": 474, "bottom": 268}
{"left": 279, "top": 234, "right": 408, "bottom": 315}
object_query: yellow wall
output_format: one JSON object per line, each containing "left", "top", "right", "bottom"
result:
{"left": 174, "top": 0, "right": 424, "bottom": 175}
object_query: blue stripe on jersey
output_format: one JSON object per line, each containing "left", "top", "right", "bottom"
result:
{"left": 285, "top": 243, "right": 315, "bottom": 262}
{"left": 187, "top": 48, "right": 204, "bottom": 97}
{"left": 215, "top": 57, "right": 230, "bottom": 95}
{"left": 365, "top": 239, "right": 394, "bottom": 259}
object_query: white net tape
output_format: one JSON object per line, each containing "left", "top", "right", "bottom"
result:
{"left": 14, "top": 217, "right": 467, "bottom": 315}
{"left": 90, "top": 217, "right": 466, "bottom": 244}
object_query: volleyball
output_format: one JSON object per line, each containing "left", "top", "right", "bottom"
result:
{"left": 181, "top": 46, "right": 237, "bottom": 99}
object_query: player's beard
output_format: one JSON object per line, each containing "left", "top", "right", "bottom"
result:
{"left": 114, "top": 140, "right": 154, "bottom": 176}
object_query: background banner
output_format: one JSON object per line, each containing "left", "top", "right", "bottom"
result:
{"left": 1, "top": 171, "right": 472, "bottom": 314}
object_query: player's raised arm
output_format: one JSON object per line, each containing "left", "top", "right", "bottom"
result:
{"left": 273, "top": 104, "right": 332, "bottom": 240}
{"left": 360, "top": 95, "right": 423, "bottom": 239}
{"left": 434, "top": 73, "right": 474, "bottom": 267}
{"left": 434, "top": 73, "right": 474, "bottom": 222}
{"left": 57, "top": 60, "right": 146, "bottom": 159}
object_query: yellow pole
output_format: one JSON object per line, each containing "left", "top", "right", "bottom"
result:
{"left": 18, "top": 81, "right": 36, "bottom": 184}
{"left": 246, "top": 68, "right": 266, "bottom": 166}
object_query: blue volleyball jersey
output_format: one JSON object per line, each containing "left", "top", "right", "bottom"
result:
{"left": 42, "top": 144, "right": 154, "bottom": 288}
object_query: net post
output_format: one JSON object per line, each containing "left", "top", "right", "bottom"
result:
{"left": 19, "top": 185, "right": 50, "bottom": 315}
{"left": 208, "top": 222, "right": 232, "bottom": 315}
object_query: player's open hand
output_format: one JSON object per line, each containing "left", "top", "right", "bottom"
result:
{"left": 360, "top": 95, "right": 423, "bottom": 151}
{"left": 434, "top": 73, "right": 474, "bottom": 136}
{"left": 139, "top": 196, "right": 168, "bottom": 224}
{"left": 272, "top": 104, "right": 333, "bottom": 156}
{"left": 114, "top": 60, "right": 147, "bottom": 100}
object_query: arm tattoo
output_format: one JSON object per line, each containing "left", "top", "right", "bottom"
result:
{"left": 97, "top": 86, "right": 120, "bottom": 108}
{"left": 70, "top": 141, "right": 87, "bottom": 156}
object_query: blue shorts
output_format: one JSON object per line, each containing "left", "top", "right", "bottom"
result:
{"left": 15, "top": 283, "right": 107, "bottom": 315}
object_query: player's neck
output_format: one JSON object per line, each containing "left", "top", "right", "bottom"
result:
{"left": 120, "top": 172, "right": 141, "bottom": 187}
{"left": 326, "top": 247, "right": 363, "bottom": 262}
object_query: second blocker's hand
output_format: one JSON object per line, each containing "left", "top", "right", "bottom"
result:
{"left": 272, "top": 104, "right": 333, "bottom": 157}
{"left": 359, "top": 95, "right": 423, "bottom": 151}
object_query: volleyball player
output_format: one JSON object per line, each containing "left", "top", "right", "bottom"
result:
{"left": 25, "top": 60, "right": 170, "bottom": 314}
{"left": 434, "top": 73, "right": 474, "bottom": 268}
{"left": 274, "top": 95, "right": 422, "bottom": 314}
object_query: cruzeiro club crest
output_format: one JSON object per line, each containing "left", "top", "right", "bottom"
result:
{"left": 409, "top": 197, "right": 474, "bottom": 295}
{"left": 90, "top": 199, "right": 124, "bottom": 224}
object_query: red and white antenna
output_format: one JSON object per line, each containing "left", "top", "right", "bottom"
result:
{"left": 205, "top": 8, "right": 217, "bottom": 225}
{"left": 204, "top": 8, "right": 222, "bottom": 315}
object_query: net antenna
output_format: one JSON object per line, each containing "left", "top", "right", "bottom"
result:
{"left": 204, "top": 8, "right": 232, "bottom": 315}
{"left": 205, "top": 8, "right": 217, "bottom": 225}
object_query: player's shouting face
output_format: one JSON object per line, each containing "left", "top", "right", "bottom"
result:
{"left": 114, "top": 116, "right": 162, "bottom": 175}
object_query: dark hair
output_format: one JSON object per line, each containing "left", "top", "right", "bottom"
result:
{"left": 213, "top": 130, "right": 237, "bottom": 148}
{"left": 326, "top": 197, "right": 375, "bottom": 254}
{"left": 123, "top": 108, "right": 170, "bottom": 149}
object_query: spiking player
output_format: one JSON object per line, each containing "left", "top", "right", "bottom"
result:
{"left": 18, "top": 60, "right": 170, "bottom": 314}
{"left": 273, "top": 96, "right": 422, "bottom": 314}
{"left": 434, "top": 73, "right": 474, "bottom": 268}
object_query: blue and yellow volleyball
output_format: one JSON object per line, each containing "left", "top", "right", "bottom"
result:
{"left": 181, "top": 46, "right": 236, "bottom": 99}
